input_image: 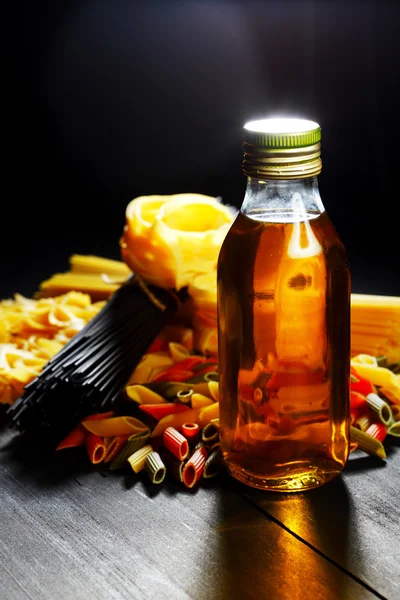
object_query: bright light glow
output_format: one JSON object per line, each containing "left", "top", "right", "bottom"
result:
{"left": 244, "top": 118, "right": 319, "bottom": 134}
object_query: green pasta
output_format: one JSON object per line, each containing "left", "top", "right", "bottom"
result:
{"left": 366, "top": 393, "right": 393, "bottom": 425}
{"left": 203, "top": 447, "right": 223, "bottom": 479}
{"left": 176, "top": 389, "right": 193, "bottom": 404}
{"left": 201, "top": 421, "right": 219, "bottom": 445}
{"left": 350, "top": 426, "right": 386, "bottom": 460}
{"left": 109, "top": 430, "right": 149, "bottom": 470}
{"left": 387, "top": 422, "right": 400, "bottom": 437}
{"left": 144, "top": 381, "right": 193, "bottom": 400}
{"left": 355, "top": 414, "right": 373, "bottom": 432}
{"left": 144, "top": 451, "right": 166, "bottom": 484}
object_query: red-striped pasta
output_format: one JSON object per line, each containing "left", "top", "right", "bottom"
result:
{"left": 104, "top": 435, "right": 130, "bottom": 463}
{"left": 163, "top": 426, "right": 189, "bottom": 461}
{"left": 365, "top": 422, "right": 388, "bottom": 442}
{"left": 181, "top": 422, "right": 200, "bottom": 444}
{"left": 85, "top": 433, "right": 106, "bottom": 464}
{"left": 182, "top": 446, "right": 208, "bottom": 488}
{"left": 139, "top": 403, "right": 190, "bottom": 420}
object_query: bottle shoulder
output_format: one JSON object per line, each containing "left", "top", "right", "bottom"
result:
{"left": 218, "top": 211, "right": 350, "bottom": 272}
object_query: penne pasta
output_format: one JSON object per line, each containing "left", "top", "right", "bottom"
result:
{"left": 125, "top": 384, "right": 168, "bottom": 405}
{"left": 350, "top": 362, "right": 400, "bottom": 391}
{"left": 56, "top": 411, "right": 114, "bottom": 450}
{"left": 163, "top": 426, "right": 189, "bottom": 461}
{"left": 151, "top": 368, "right": 194, "bottom": 383}
{"left": 56, "top": 425, "right": 86, "bottom": 450}
{"left": 150, "top": 408, "right": 200, "bottom": 438}
{"left": 181, "top": 422, "right": 200, "bottom": 444}
{"left": 85, "top": 433, "right": 106, "bottom": 464}
{"left": 139, "top": 403, "right": 190, "bottom": 420}
{"left": 182, "top": 446, "right": 208, "bottom": 488}
{"left": 143, "top": 381, "right": 193, "bottom": 401}
{"left": 355, "top": 414, "right": 373, "bottom": 432}
{"left": 201, "top": 421, "right": 219, "bottom": 445}
{"left": 168, "top": 342, "right": 190, "bottom": 363}
{"left": 191, "top": 393, "right": 214, "bottom": 409}
{"left": 365, "top": 422, "right": 388, "bottom": 443}
{"left": 203, "top": 447, "right": 223, "bottom": 479}
{"left": 127, "top": 444, "right": 153, "bottom": 473}
{"left": 387, "top": 422, "right": 400, "bottom": 437}
{"left": 104, "top": 435, "right": 130, "bottom": 463}
{"left": 82, "top": 416, "right": 149, "bottom": 437}
{"left": 176, "top": 389, "right": 193, "bottom": 404}
{"left": 197, "top": 402, "right": 219, "bottom": 428}
{"left": 144, "top": 452, "right": 166, "bottom": 484}
{"left": 366, "top": 393, "right": 393, "bottom": 426}
{"left": 208, "top": 381, "right": 219, "bottom": 402}
{"left": 350, "top": 426, "right": 386, "bottom": 459}
{"left": 109, "top": 431, "right": 149, "bottom": 470}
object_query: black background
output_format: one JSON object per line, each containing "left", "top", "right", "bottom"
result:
{"left": 3, "top": 0, "right": 400, "bottom": 299}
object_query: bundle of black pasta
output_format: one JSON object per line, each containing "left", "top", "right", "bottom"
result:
{"left": 8, "top": 276, "right": 184, "bottom": 441}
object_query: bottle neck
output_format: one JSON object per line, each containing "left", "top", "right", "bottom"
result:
{"left": 241, "top": 176, "right": 325, "bottom": 223}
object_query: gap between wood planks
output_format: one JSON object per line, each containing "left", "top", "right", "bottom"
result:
{"left": 231, "top": 485, "right": 388, "bottom": 600}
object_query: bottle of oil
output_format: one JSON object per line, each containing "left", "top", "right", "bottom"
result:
{"left": 217, "top": 118, "right": 350, "bottom": 491}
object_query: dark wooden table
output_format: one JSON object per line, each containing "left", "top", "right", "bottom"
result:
{"left": 1, "top": 420, "right": 399, "bottom": 600}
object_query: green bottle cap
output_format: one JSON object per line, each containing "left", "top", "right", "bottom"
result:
{"left": 242, "top": 117, "right": 322, "bottom": 179}
{"left": 244, "top": 118, "right": 321, "bottom": 148}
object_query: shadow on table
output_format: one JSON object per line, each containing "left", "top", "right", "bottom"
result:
{"left": 213, "top": 472, "right": 370, "bottom": 600}
{"left": 0, "top": 424, "right": 101, "bottom": 488}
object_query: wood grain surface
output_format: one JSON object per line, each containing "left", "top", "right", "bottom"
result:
{"left": 0, "top": 425, "right": 396, "bottom": 600}
{"left": 236, "top": 442, "right": 400, "bottom": 600}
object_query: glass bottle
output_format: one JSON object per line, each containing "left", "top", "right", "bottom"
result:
{"left": 217, "top": 118, "right": 350, "bottom": 491}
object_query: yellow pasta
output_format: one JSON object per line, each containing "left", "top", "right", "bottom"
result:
{"left": 37, "top": 254, "right": 130, "bottom": 301}
{"left": 82, "top": 416, "right": 149, "bottom": 437}
{"left": 168, "top": 342, "right": 190, "bottom": 363}
{"left": 127, "top": 352, "right": 174, "bottom": 384}
{"left": 125, "top": 384, "right": 167, "bottom": 405}
{"left": 350, "top": 426, "right": 386, "bottom": 460}
{"left": 69, "top": 254, "right": 130, "bottom": 276}
{"left": 191, "top": 393, "right": 214, "bottom": 409}
{"left": 350, "top": 361, "right": 400, "bottom": 405}
{"left": 197, "top": 402, "right": 220, "bottom": 428}
{"left": 208, "top": 381, "right": 219, "bottom": 402}
{"left": 127, "top": 444, "right": 154, "bottom": 473}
